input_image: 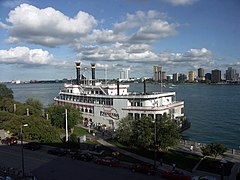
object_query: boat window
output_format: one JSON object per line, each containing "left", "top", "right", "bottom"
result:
{"left": 156, "top": 114, "right": 162, "bottom": 121}
{"left": 128, "top": 113, "right": 133, "bottom": 117}
{"left": 135, "top": 113, "right": 140, "bottom": 120}
{"left": 148, "top": 114, "right": 154, "bottom": 119}
{"left": 181, "top": 108, "right": 184, "bottom": 114}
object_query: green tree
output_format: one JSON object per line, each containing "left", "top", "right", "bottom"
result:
{"left": 0, "top": 98, "right": 16, "bottom": 112}
{"left": 201, "top": 143, "right": 227, "bottom": 159}
{"left": 3, "top": 115, "right": 61, "bottom": 143}
{"left": 25, "top": 97, "right": 43, "bottom": 111}
{"left": 116, "top": 114, "right": 180, "bottom": 150}
{"left": 0, "top": 84, "right": 13, "bottom": 100}
{"left": 212, "top": 143, "right": 227, "bottom": 158}
{"left": 46, "top": 104, "right": 82, "bottom": 130}
{"left": 116, "top": 115, "right": 135, "bottom": 146}
{"left": 201, "top": 144, "right": 212, "bottom": 157}
{"left": 137, "top": 116, "right": 153, "bottom": 149}
{"left": 156, "top": 114, "right": 181, "bottom": 151}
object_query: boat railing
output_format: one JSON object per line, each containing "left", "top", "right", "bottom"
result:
{"left": 99, "top": 86, "right": 108, "bottom": 95}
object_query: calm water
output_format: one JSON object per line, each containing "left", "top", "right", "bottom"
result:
{"left": 7, "top": 82, "right": 240, "bottom": 149}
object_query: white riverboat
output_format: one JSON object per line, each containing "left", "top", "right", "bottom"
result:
{"left": 54, "top": 63, "right": 187, "bottom": 130}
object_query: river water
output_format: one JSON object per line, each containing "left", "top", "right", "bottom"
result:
{"left": 6, "top": 82, "right": 240, "bottom": 149}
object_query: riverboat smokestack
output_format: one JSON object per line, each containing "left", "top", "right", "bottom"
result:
{"left": 117, "top": 79, "right": 120, "bottom": 95}
{"left": 91, "top": 63, "right": 96, "bottom": 85}
{"left": 75, "top": 62, "right": 81, "bottom": 85}
{"left": 144, "top": 78, "right": 146, "bottom": 95}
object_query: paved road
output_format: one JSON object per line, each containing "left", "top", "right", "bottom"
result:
{"left": 0, "top": 144, "right": 165, "bottom": 180}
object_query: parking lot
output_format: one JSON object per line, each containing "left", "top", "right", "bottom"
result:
{"left": 0, "top": 144, "right": 165, "bottom": 180}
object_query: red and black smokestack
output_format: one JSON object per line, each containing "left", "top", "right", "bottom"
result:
{"left": 117, "top": 79, "right": 120, "bottom": 95}
{"left": 91, "top": 63, "right": 96, "bottom": 85}
{"left": 75, "top": 62, "right": 81, "bottom": 85}
{"left": 144, "top": 78, "right": 146, "bottom": 95}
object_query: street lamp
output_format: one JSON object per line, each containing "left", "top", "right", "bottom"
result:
{"left": 220, "top": 159, "right": 227, "bottom": 180}
{"left": 65, "top": 109, "right": 68, "bottom": 142}
{"left": 152, "top": 119, "right": 157, "bottom": 169}
{"left": 20, "top": 123, "right": 28, "bottom": 177}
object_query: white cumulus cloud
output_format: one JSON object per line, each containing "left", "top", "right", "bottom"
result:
{"left": 114, "top": 10, "right": 178, "bottom": 44}
{"left": 0, "top": 46, "right": 53, "bottom": 65}
{"left": 2, "top": 3, "right": 97, "bottom": 47}
{"left": 77, "top": 43, "right": 158, "bottom": 62}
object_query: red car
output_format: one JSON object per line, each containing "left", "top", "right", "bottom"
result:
{"left": 162, "top": 170, "right": 191, "bottom": 180}
{"left": 130, "top": 163, "right": 157, "bottom": 175}
{"left": 1, "top": 137, "right": 18, "bottom": 145}
{"left": 95, "top": 156, "right": 120, "bottom": 167}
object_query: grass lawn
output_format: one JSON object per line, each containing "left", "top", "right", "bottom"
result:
{"left": 107, "top": 139, "right": 201, "bottom": 171}
{"left": 73, "top": 126, "right": 89, "bottom": 136}
{"left": 197, "top": 158, "right": 234, "bottom": 176}
{"left": 163, "top": 150, "right": 200, "bottom": 171}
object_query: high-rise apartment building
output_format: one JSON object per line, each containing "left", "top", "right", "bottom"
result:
{"left": 205, "top": 73, "right": 211, "bottom": 82}
{"left": 188, "top": 71, "right": 195, "bottom": 82}
{"left": 120, "top": 68, "right": 130, "bottom": 80}
{"left": 153, "top": 66, "right": 162, "bottom": 81}
{"left": 172, "top": 73, "right": 179, "bottom": 83}
{"left": 178, "top": 74, "right": 187, "bottom": 83}
{"left": 211, "top": 69, "right": 221, "bottom": 83}
{"left": 226, "top": 67, "right": 238, "bottom": 81}
{"left": 162, "top": 72, "right": 167, "bottom": 81}
{"left": 198, "top": 68, "right": 205, "bottom": 81}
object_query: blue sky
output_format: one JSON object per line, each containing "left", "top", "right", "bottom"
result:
{"left": 0, "top": 0, "right": 240, "bottom": 81}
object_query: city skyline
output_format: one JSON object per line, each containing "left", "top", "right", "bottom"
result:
{"left": 0, "top": 0, "right": 240, "bottom": 81}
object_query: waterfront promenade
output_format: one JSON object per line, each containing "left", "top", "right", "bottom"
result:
{"left": 97, "top": 138, "right": 240, "bottom": 180}
{"left": 81, "top": 125, "right": 240, "bottom": 180}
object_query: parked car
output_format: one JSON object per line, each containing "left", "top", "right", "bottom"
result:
{"left": 23, "top": 142, "right": 41, "bottom": 151}
{"left": 1, "top": 137, "right": 18, "bottom": 145}
{"left": 95, "top": 156, "right": 120, "bottom": 167}
{"left": 47, "top": 148, "right": 67, "bottom": 156}
{"left": 130, "top": 163, "right": 157, "bottom": 175}
{"left": 162, "top": 170, "right": 191, "bottom": 180}
{"left": 71, "top": 152, "right": 93, "bottom": 161}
